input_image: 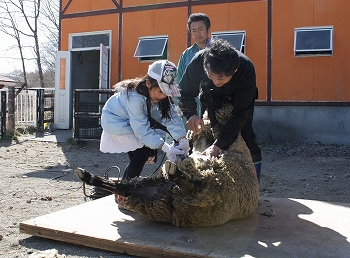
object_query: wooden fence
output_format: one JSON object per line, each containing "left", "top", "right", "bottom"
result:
{"left": 15, "top": 89, "right": 37, "bottom": 126}
{"left": 0, "top": 87, "right": 54, "bottom": 137}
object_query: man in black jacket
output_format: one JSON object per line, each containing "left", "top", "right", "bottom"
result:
{"left": 178, "top": 38, "right": 262, "bottom": 181}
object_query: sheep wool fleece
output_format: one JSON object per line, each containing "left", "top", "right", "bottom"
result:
{"left": 75, "top": 103, "right": 259, "bottom": 227}
{"left": 122, "top": 104, "right": 259, "bottom": 227}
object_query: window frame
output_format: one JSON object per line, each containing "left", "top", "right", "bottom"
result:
{"left": 294, "top": 26, "right": 334, "bottom": 57}
{"left": 134, "top": 36, "right": 168, "bottom": 62}
{"left": 211, "top": 31, "right": 246, "bottom": 53}
{"left": 69, "top": 30, "right": 111, "bottom": 51}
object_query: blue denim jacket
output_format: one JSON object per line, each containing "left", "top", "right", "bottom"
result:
{"left": 101, "top": 88, "right": 186, "bottom": 149}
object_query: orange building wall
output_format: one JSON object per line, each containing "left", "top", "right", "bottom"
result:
{"left": 313, "top": 0, "right": 350, "bottom": 101}
{"left": 119, "top": 2, "right": 268, "bottom": 99}
{"left": 123, "top": 0, "right": 182, "bottom": 6}
{"left": 62, "top": 0, "right": 116, "bottom": 13}
{"left": 60, "top": 13, "right": 120, "bottom": 85}
{"left": 120, "top": 7, "right": 188, "bottom": 82}
{"left": 59, "top": 0, "right": 350, "bottom": 102}
{"left": 191, "top": 2, "right": 268, "bottom": 100}
{"left": 272, "top": 0, "right": 350, "bottom": 101}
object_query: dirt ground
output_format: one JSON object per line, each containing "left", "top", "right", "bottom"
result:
{"left": 0, "top": 133, "right": 350, "bottom": 258}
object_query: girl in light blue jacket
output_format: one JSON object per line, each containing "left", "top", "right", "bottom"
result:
{"left": 100, "top": 60, "right": 190, "bottom": 181}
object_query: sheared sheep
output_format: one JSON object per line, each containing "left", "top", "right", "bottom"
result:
{"left": 75, "top": 104, "right": 259, "bottom": 227}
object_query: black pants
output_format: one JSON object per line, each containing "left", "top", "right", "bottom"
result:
{"left": 122, "top": 145, "right": 149, "bottom": 180}
{"left": 241, "top": 107, "right": 262, "bottom": 163}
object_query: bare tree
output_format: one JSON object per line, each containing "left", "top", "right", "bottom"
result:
{"left": 41, "top": 0, "right": 59, "bottom": 36}
{"left": 40, "top": 0, "right": 59, "bottom": 74}
{"left": 3, "top": 0, "right": 45, "bottom": 87}
{"left": 0, "top": 1, "right": 28, "bottom": 84}
{"left": 5, "top": 0, "right": 45, "bottom": 87}
{"left": 0, "top": 0, "right": 59, "bottom": 87}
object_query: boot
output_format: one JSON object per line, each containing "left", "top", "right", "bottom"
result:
{"left": 254, "top": 161, "right": 262, "bottom": 183}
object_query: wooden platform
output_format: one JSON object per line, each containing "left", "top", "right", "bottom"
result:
{"left": 20, "top": 196, "right": 350, "bottom": 258}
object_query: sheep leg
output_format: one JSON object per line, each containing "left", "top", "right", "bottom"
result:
{"left": 75, "top": 167, "right": 132, "bottom": 196}
{"left": 75, "top": 167, "right": 158, "bottom": 197}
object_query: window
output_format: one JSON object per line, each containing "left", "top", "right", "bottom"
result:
{"left": 134, "top": 36, "right": 168, "bottom": 62}
{"left": 294, "top": 26, "right": 333, "bottom": 56}
{"left": 212, "top": 31, "right": 246, "bottom": 53}
{"left": 71, "top": 33, "right": 110, "bottom": 49}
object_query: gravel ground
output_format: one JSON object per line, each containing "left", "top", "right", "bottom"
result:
{"left": 0, "top": 134, "right": 349, "bottom": 257}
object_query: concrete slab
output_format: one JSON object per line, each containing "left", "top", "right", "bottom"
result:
{"left": 21, "top": 130, "right": 73, "bottom": 143}
{"left": 20, "top": 196, "right": 350, "bottom": 258}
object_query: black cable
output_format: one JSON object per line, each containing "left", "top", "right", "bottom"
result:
{"left": 148, "top": 152, "right": 166, "bottom": 177}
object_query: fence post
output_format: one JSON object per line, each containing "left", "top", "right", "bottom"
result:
{"left": 1, "top": 91, "right": 6, "bottom": 137}
{"left": 37, "top": 88, "right": 45, "bottom": 131}
{"left": 73, "top": 89, "right": 78, "bottom": 139}
{"left": 7, "top": 86, "right": 15, "bottom": 136}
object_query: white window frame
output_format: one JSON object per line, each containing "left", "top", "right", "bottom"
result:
{"left": 294, "top": 26, "right": 333, "bottom": 57}
{"left": 69, "top": 30, "right": 111, "bottom": 51}
{"left": 211, "top": 31, "right": 246, "bottom": 53}
{"left": 134, "top": 35, "right": 168, "bottom": 62}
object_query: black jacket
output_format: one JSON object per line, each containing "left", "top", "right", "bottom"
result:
{"left": 178, "top": 49, "right": 258, "bottom": 150}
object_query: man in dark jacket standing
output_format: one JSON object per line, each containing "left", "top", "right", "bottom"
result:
{"left": 178, "top": 38, "right": 262, "bottom": 181}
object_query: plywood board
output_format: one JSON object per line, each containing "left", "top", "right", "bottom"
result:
{"left": 20, "top": 196, "right": 350, "bottom": 258}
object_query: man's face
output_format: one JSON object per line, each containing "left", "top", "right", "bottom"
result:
{"left": 206, "top": 70, "right": 233, "bottom": 87}
{"left": 190, "top": 20, "right": 210, "bottom": 47}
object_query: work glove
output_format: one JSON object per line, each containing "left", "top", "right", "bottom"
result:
{"left": 175, "top": 138, "right": 190, "bottom": 156}
{"left": 161, "top": 142, "right": 184, "bottom": 162}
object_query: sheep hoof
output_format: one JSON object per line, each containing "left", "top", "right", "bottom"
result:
{"left": 75, "top": 167, "right": 93, "bottom": 185}
{"left": 163, "top": 160, "right": 177, "bottom": 175}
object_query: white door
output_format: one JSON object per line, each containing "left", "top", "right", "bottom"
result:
{"left": 99, "top": 43, "right": 109, "bottom": 105}
{"left": 54, "top": 51, "right": 71, "bottom": 129}
{"left": 99, "top": 43, "right": 108, "bottom": 90}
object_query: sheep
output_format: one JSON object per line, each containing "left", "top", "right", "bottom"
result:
{"left": 75, "top": 104, "right": 259, "bottom": 227}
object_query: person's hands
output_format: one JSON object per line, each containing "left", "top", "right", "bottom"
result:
{"left": 161, "top": 142, "right": 184, "bottom": 162}
{"left": 186, "top": 115, "right": 205, "bottom": 134}
{"left": 201, "top": 144, "right": 221, "bottom": 159}
{"left": 175, "top": 138, "right": 190, "bottom": 156}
